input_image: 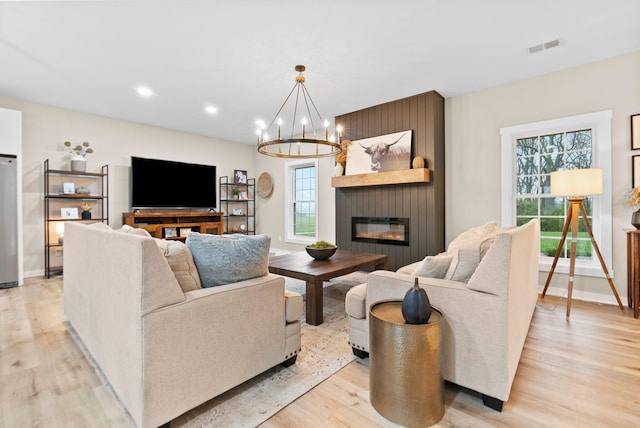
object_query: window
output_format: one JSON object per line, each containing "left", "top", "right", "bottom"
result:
{"left": 500, "top": 110, "right": 612, "bottom": 277}
{"left": 284, "top": 159, "right": 318, "bottom": 244}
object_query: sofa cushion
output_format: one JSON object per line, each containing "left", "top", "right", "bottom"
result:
{"left": 186, "top": 232, "right": 270, "bottom": 287}
{"left": 89, "top": 222, "right": 113, "bottom": 230}
{"left": 345, "top": 283, "right": 367, "bottom": 319}
{"left": 284, "top": 290, "right": 303, "bottom": 323}
{"left": 412, "top": 253, "right": 453, "bottom": 279}
{"left": 154, "top": 239, "right": 202, "bottom": 292}
{"left": 119, "top": 224, "right": 152, "bottom": 237}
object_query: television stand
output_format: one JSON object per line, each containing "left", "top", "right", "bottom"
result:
{"left": 122, "top": 211, "right": 224, "bottom": 241}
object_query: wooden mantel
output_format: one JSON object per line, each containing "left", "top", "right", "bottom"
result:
{"left": 331, "top": 168, "right": 430, "bottom": 188}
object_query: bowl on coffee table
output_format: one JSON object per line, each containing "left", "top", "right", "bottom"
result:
{"left": 305, "top": 242, "right": 337, "bottom": 260}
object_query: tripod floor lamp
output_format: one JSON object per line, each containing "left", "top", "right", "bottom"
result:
{"left": 541, "top": 168, "right": 624, "bottom": 319}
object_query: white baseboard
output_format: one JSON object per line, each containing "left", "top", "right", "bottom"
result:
{"left": 539, "top": 284, "right": 624, "bottom": 307}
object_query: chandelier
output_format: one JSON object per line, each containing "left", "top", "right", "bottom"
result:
{"left": 256, "top": 65, "right": 342, "bottom": 158}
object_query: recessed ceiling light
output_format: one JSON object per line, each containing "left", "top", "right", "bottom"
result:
{"left": 205, "top": 105, "right": 218, "bottom": 114}
{"left": 136, "top": 86, "right": 154, "bottom": 97}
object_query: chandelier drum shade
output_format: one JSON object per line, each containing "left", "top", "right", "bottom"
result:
{"left": 256, "top": 65, "right": 342, "bottom": 159}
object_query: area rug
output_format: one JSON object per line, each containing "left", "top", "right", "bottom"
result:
{"left": 171, "top": 271, "right": 367, "bottom": 427}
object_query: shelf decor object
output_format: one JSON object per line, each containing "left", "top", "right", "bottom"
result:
{"left": 64, "top": 141, "right": 93, "bottom": 172}
{"left": 219, "top": 176, "right": 255, "bottom": 235}
{"left": 541, "top": 168, "right": 624, "bottom": 318}
{"left": 256, "top": 65, "right": 342, "bottom": 159}
{"left": 44, "top": 159, "right": 108, "bottom": 278}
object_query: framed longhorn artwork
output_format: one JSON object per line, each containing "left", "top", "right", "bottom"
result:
{"left": 345, "top": 130, "right": 412, "bottom": 175}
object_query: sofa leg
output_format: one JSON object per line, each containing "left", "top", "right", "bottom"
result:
{"left": 482, "top": 394, "right": 504, "bottom": 412}
{"left": 352, "top": 347, "right": 369, "bottom": 359}
{"left": 281, "top": 355, "right": 297, "bottom": 367}
{"left": 158, "top": 423, "right": 171, "bottom": 428}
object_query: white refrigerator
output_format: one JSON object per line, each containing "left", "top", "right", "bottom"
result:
{"left": 0, "top": 154, "right": 18, "bottom": 288}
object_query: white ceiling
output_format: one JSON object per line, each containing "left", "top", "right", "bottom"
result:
{"left": 1, "top": 1, "right": 639, "bottom": 145}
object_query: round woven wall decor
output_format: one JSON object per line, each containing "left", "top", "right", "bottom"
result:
{"left": 257, "top": 172, "right": 274, "bottom": 198}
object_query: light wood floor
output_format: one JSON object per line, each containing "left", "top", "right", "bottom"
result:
{"left": 2, "top": 277, "right": 639, "bottom": 427}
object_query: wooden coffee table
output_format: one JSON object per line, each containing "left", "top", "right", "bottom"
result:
{"left": 268, "top": 249, "right": 388, "bottom": 326}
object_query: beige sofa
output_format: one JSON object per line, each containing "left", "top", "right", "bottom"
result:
{"left": 63, "top": 222, "right": 302, "bottom": 428}
{"left": 345, "top": 219, "right": 540, "bottom": 411}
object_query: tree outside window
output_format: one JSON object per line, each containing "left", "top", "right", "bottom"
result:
{"left": 515, "top": 129, "right": 593, "bottom": 260}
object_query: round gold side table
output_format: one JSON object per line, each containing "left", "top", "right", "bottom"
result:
{"left": 369, "top": 300, "right": 444, "bottom": 427}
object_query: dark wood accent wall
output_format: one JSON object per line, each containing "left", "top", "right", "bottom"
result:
{"left": 334, "top": 90, "right": 445, "bottom": 270}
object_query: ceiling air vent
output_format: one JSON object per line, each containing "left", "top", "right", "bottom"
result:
{"left": 528, "top": 39, "right": 560, "bottom": 54}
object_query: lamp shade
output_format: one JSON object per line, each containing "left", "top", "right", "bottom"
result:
{"left": 550, "top": 168, "right": 603, "bottom": 197}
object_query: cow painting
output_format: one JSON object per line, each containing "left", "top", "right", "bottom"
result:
{"left": 345, "top": 130, "right": 412, "bottom": 175}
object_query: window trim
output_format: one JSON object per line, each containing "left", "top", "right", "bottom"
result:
{"left": 500, "top": 110, "right": 613, "bottom": 278}
{"left": 284, "top": 159, "right": 318, "bottom": 245}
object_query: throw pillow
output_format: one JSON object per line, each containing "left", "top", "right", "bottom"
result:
{"left": 155, "top": 239, "right": 202, "bottom": 292}
{"left": 186, "top": 232, "right": 271, "bottom": 287}
{"left": 444, "top": 240, "right": 482, "bottom": 283}
{"left": 411, "top": 253, "right": 453, "bottom": 279}
{"left": 447, "top": 221, "right": 497, "bottom": 253}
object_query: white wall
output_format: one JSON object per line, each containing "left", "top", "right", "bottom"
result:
{"left": 0, "top": 96, "right": 256, "bottom": 277}
{"left": 445, "top": 50, "right": 640, "bottom": 304}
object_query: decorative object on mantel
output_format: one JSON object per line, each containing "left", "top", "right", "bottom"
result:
{"left": 541, "top": 168, "right": 624, "bottom": 318}
{"left": 624, "top": 185, "right": 640, "bottom": 229}
{"left": 256, "top": 65, "right": 342, "bottom": 159}
{"left": 257, "top": 172, "right": 274, "bottom": 198}
{"left": 80, "top": 201, "right": 93, "bottom": 220}
{"left": 305, "top": 241, "right": 337, "bottom": 260}
{"left": 334, "top": 139, "right": 351, "bottom": 176}
{"left": 401, "top": 277, "right": 432, "bottom": 324}
{"left": 64, "top": 141, "right": 93, "bottom": 172}
{"left": 345, "top": 130, "right": 412, "bottom": 175}
{"left": 412, "top": 155, "right": 425, "bottom": 169}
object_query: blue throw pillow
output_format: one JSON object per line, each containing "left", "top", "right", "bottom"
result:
{"left": 186, "top": 232, "right": 270, "bottom": 287}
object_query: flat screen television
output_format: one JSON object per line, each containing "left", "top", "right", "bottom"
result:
{"left": 131, "top": 156, "right": 216, "bottom": 209}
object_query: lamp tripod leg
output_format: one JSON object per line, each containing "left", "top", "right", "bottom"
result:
{"left": 566, "top": 202, "right": 581, "bottom": 319}
{"left": 579, "top": 204, "right": 625, "bottom": 311}
{"left": 542, "top": 204, "right": 574, "bottom": 298}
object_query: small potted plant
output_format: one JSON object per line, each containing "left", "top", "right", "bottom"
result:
{"left": 64, "top": 141, "right": 94, "bottom": 172}
{"left": 231, "top": 187, "right": 240, "bottom": 200}
{"left": 80, "top": 201, "right": 94, "bottom": 219}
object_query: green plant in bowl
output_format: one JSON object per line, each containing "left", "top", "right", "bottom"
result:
{"left": 306, "top": 241, "right": 337, "bottom": 260}
{"left": 308, "top": 240, "right": 336, "bottom": 249}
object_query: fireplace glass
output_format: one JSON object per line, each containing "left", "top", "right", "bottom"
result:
{"left": 352, "top": 217, "right": 409, "bottom": 246}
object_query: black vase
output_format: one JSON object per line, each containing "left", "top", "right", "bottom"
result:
{"left": 633, "top": 210, "right": 640, "bottom": 230}
{"left": 81, "top": 211, "right": 91, "bottom": 220}
{"left": 401, "top": 277, "right": 432, "bottom": 324}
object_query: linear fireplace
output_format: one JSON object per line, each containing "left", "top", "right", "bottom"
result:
{"left": 352, "top": 217, "right": 410, "bottom": 246}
